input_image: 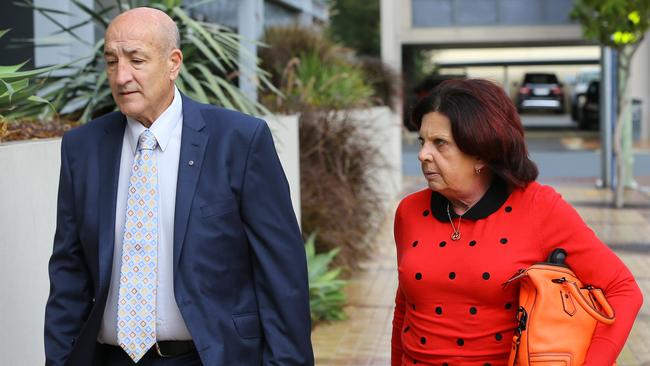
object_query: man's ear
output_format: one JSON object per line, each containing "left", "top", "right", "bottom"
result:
{"left": 169, "top": 49, "right": 183, "bottom": 81}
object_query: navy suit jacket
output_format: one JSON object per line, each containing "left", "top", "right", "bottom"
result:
{"left": 44, "top": 95, "right": 314, "bottom": 365}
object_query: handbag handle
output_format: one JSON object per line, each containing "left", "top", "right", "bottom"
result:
{"left": 564, "top": 280, "right": 616, "bottom": 325}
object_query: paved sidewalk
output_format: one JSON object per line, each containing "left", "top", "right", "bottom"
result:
{"left": 312, "top": 177, "right": 650, "bottom": 366}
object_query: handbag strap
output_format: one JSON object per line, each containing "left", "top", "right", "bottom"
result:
{"left": 561, "top": 279, "right": 616, "bottom": 324}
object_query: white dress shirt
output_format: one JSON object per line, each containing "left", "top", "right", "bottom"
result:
{"left": 99, "top": 87, "right": 192, "bottom": 344}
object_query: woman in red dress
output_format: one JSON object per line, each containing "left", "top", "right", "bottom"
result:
{"left": 391, "top": 78, "right": 642, "bottom": 366}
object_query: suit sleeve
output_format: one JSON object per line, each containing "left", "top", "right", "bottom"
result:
{"left": 534, "top": 186, "right": 643, "bottom": 366}
{"left": 44, "top": 136, "right": 93, "bottom": 366}
{"left": 239, "top": 121, "right": 314, "bottom": 366}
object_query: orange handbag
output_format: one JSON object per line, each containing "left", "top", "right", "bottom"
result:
{"left": 504, "top": 249, "right": 616, "bottom": 366}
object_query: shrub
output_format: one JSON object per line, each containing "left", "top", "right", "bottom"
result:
{"left": 259, "top": 26, "right": 389, "bottom": 272}
{"left": 299, "top": 110, "right": 385, "bottom": 271}
{"left": 305, "top": 233, "right": 347, "bottom": 322}
{"left": 259, "top": 25, "right": 340, "bottom": 88}
{"left": 358, "top": 56, "right": 402, "bottom": 110}
{"left": 264, "top": 51, "right": 373, "bottom": 112}
{"left": 0, "top": 29, "right": 72, "bottom": 141}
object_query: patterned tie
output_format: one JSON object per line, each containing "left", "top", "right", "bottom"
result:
{"left": 117, "top": 129, "right": 159, "bottom": 362}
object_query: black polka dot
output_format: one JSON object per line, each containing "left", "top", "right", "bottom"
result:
{"left": 420, "top": 337, "right": 426, "bottom": 345}
{"left": 423, "top": 210, "right": 430, "bottom": 216}
{"left": 413, "top": 360, "right": 418, "bottom": 364}
{"left": 412, "top": 240, "right": 419, "bottom": 247}
{"left": 415, "top": 273, "right": 423, "bottom": 280}
{"left": 469, "top": 240, "right": 477, "bottom": 247}
{"left": 412, "top": 304, "right": 416, "bottom": 310}
{"left": 457, "top": 338, "right": 464, "bottom": 346}
{"left": 495, "top": 333, "right": 503, "bottom": 341}
{"left": 403, "top": 326, "right": 410, "bottom": 333}
{"left": 482, "top": 272, "right": 491, "bottom": 280}
{"left": 500, "top": 238, "right": 508, "bottom": 244}
{"left": 485, "top": 363, "right": 492, "bottom": 366}
{"left": 469, "top": 306, "right": 477, "bottom": 315}
{"left": 505, "top": 206, "right": 512, "bottom": 212}
{"left": 439, "top": 241, "right": 447, "bottom": 247}
{"left": 435, "top": 306, "right": 442, "bottom": 315}
{"left": 443, "top": 363, "right": 449, "bottom": 366}
{"left": 505, "top": 303, "right": 513, "bottom": 310}
{"left": 449, "top": 272, "right": 456, "bottom": 280}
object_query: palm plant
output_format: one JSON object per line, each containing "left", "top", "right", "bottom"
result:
{"left": 18, "top": 0, "right": 277, "bottom": 122}
{"left": 305, "top": 233, "right": 347, "bottom": 322}
{"left": 0, "top": 29, "right": 73, "bottom": 140}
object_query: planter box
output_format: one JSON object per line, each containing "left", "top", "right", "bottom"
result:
{"left": 0, "top": 138, "right": 60, "bottom": 366}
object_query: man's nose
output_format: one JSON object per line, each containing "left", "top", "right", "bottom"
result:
{"left": 114, "top": 61, "right": 133, "bottom": 86}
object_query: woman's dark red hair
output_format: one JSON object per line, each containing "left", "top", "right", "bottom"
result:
{"left": 411, "top": 78, "right": 538, "bottom": 187}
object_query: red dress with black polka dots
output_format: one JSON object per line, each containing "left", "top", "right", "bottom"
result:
{"left": 391, "top": 180, "right": 642, "bottom": 366}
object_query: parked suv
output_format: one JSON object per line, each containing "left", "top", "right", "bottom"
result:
{"left": 570, "top": 70, "right": 599, "bottom": 122}
{"left": 578, "top": 80, "right": 599, "bottom": 130}
{"left": 516, "top": 73, "right": 565, "bottom": 114}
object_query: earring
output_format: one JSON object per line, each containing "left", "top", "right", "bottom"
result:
{"left": 475, "top": 167, "right": 482, "bottom": 174}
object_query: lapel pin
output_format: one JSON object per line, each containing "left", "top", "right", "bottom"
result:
{"left": 188, "top": 160, "right": 195, "bottom": 166}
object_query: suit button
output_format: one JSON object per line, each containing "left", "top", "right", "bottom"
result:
{"left": 91, "top": 297, "right": 96, "bottom": 303}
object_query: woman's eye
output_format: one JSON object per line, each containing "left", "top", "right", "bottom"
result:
{"left": 434, "top": 139, "right": 447, "bottom": 146}
{"left": 417, "top": 137, "right": 424, "bottom": 146}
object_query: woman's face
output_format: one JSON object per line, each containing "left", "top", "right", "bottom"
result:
{"left": 418, "top": 111, "right": 483, "bottom": 198}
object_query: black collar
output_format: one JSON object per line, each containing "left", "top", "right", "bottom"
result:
{"left": 430, "top": 178, "right": 510, "bottom": 222}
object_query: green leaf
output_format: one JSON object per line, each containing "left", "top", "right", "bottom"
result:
{"left": 179, "top": 67, "right": 209, "bottom": 103}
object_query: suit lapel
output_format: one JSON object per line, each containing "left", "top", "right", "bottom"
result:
{"left": 98, "top": 114, "right": 126, "bottom": 293}
{"left": 173, "top": 95, "right": 208, "bottom": 269}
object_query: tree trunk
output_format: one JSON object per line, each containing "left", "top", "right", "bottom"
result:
{"left": 613, "top": 43, "right": 640, "bottom": 208}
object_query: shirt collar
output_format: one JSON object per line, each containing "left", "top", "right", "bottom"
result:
{"left": 430, "top": 177, "right": 511, "bottom": 222}
{"left": 125, "top": 86, "right": 183, "bottom": 154}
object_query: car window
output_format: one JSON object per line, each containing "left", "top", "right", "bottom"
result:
{"left": 577, "top": 72, "right": 599, "bottom": 84}
{"left": 523, "top": 74, "right": 559, "bottom": 84}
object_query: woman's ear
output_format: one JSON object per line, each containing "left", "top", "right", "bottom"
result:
{"left": 474, "top": 160, "right": 487, "bottom": 175}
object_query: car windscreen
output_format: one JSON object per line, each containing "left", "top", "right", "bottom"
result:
{"left": 523, "top": 74, "right": 559, "bottom": 84}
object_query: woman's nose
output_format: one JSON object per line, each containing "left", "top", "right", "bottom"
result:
{"left": 418, "top": 146, "right": 432, "bottom": 163}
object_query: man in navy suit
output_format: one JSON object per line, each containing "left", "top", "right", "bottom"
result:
{"left": 44, "top": 7, "right": 313, "bottom": 365}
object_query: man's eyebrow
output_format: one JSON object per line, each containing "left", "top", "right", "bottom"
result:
{"left": 103, "top": 47, "right": 147, "bottom": 57}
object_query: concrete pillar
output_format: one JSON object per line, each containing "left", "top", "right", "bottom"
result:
{"left": 298, "top": 0, "right": 313, "bottom": 26}
{"left": 600, "top": 47, "right": 616, "bottom": 188}
{"left": 238, "top": 0, "right": 264, "bottom": 102}
{"left": 33, "top": 0, "right": 95, "bottom": 70}
{"left": 380, "top": 0, "right": 401, "bottom": 73}
{"left": 628, "top": 33, "right": 650, "bottom": 142}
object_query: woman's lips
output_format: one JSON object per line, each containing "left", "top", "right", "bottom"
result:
{"left": 424, "top": 172, "right": 439, "bottom": 180}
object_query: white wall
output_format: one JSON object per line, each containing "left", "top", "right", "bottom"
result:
{"left": 348, "top": 107, "right": 403, "bottom": 208}
{"left": 0, "top": 138, "right": 61, "bottom": 366}
{"left": 0, "top": 117, "right": 301, "bottom": 365}
{"left": 264, "top": 114, "right": 302, "bottom": 222}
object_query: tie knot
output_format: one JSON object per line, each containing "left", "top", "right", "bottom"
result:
{"left": 138, "top": 129, "right": 158, "bottom": 151}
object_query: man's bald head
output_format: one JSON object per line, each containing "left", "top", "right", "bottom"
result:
{"left": 103, "top": 6, "right": 183, "bottom": 126}
{"left": 106, "top": 7, "right": 180, "bottom": 55}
